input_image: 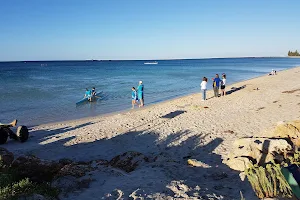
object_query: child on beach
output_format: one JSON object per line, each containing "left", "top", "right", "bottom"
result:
{"left": 200, "top": 77, "right": 208, "bottom": 101}
{"left": 131, "top": 87, "right": 138, "bottom": 109}
{"left": 84, "top": 88, "right": 92, "bottom": 101}
{"left": 221, "top": 74, "right": 226, "bottom": 96}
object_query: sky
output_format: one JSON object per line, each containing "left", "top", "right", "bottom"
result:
{"left": 0, "top": 0, "right": 299, "bottom": 61}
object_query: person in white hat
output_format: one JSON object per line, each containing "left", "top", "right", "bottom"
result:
{"left": 137, "top": 80, "right": 144, "bottom": 107}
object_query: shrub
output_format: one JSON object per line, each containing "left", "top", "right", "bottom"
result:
{"left": 245, "top": 162, "right": 293, "bottom": 199}
{"left": 0, "top": 161, "right": 59, "bottom": 200}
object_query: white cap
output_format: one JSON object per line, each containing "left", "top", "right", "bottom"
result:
{"left": 139, "top": 80, "right": 143, "bottom": 84}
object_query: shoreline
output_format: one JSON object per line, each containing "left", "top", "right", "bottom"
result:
{"left": 4, "top": 66, "right": 300, "bottom": 199}
{"left": 33, "top": 65, "right": 299, "bottom": 128}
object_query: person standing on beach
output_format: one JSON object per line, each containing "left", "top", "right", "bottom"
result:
{"left": 200, "top": 77, "right": 208, "bottom": 101}
{"left": 131, "top": 87, "right": 138, "bottom": 109}
{"left": 221, "top": 74, "right": 226, "bottom": 96}
{"left": 212, "top": 74, "right": 221, "bottom": 97}
{"left": 137, "top": 80, "right": 144, "bottom": 107}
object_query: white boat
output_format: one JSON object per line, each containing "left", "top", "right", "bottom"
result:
{"left": 144, "top": 61, "right": 158, "bottom": 65}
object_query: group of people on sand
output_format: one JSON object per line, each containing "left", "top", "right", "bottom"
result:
{"left": 84, "top": 87, "right": 97, "bottom": 101}
{"left": 131, "top": 80, "right": 144, "bottom": 109}
{"left": 268, "top": 69, "right": 277, "bottom": 76}
{"left": 200, "top": 73, "right": 226, "bottom": 101}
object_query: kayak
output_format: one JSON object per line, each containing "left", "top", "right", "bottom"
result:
{"left": 76, "top": 91, "right": 102, "bottom": 106}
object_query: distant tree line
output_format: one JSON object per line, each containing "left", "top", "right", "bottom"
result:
{"left": 288, "top": 50, "right": 300, "bottom": 56}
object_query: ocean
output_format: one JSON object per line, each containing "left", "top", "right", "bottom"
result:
{"left": 0, "top": 57, "right": 299, "bottom": 126}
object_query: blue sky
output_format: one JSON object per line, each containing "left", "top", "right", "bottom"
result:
{"left": 0, "top": 0, "right": 299, "bottom": 61}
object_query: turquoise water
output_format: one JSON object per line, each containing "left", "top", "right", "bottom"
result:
{"left": 0, "top": 58, "right": 299, "bottom": 126}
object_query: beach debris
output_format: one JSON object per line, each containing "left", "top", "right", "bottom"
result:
{"left": 0, "top": 148, "right": 98, "bottom": 198}
{"left": 282, "top": 89, "right": 300, "bottom": 94}
{"left": 51, "top": 175, "right": 78, "bottom": 194}
{"left": 256, "top": 107, "right": 265, "bottom": 111}
{"left": 105, "top": 189, "right": 124, "bottom": 200}
{"left": 187, "top": 159, "right": 211, "bottom": 168}
{"left": 8, "top": 152, "right": 94, "bottom": 183}
{"left": 129, "top": 188, "right": 146, "bottom": 200}
{"left": 55, "top": 163, "right": 94, "bottom": 178}
{"left": 109, "top": 151, "right": 148, "bottom": 172}
{"left": 12, "top": 155, "right": 63, "bottom": 182}
{"left": 191, "top": 105, "right": 209, "bottom": 110}
{"left": 166, "top": 181, "right": 190, "bottom": 198}
{"left": 0, "top": 147, "right": 14, "bottom": 166}
{"left": 224, "top": 130, "right": 234, "bottom": 134}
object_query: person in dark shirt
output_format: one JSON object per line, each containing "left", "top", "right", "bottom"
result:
{"left": 91, "top": 87, "right": 96, "bottom": 96}
{"left": 212, "top": 74, "right": 221, "bottom": 97}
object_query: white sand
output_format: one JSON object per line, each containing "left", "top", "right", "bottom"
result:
{"left": 4, "top": 67, "right": 300, "bottom": 199}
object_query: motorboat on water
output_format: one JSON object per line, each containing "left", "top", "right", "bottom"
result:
{"left": 144, "top": 61, "right": 158, "bottom": 65}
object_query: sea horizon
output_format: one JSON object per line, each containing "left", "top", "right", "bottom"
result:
{"left": 0, "top": 55, "right": 292, "bottom": 63}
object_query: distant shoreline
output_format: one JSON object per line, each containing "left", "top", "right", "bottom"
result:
{"left": 0, "top": 56, "right": 294, "bottom": 63}
{"left": 288, "top": 56, "right": 300, "bottom": 58}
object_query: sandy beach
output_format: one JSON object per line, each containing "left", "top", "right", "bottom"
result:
{"left": 3, "top": 67, "right": 300, "bottom": 199}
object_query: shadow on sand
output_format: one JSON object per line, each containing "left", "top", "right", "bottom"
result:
{"left": 206, "top": 85, "right": 247, "bottom": 100}
{"left": 226, "top": 85, "right": 247, "bottom": 95}
{"left": 4, "top": 121, "right": 257, "bottom": 199}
